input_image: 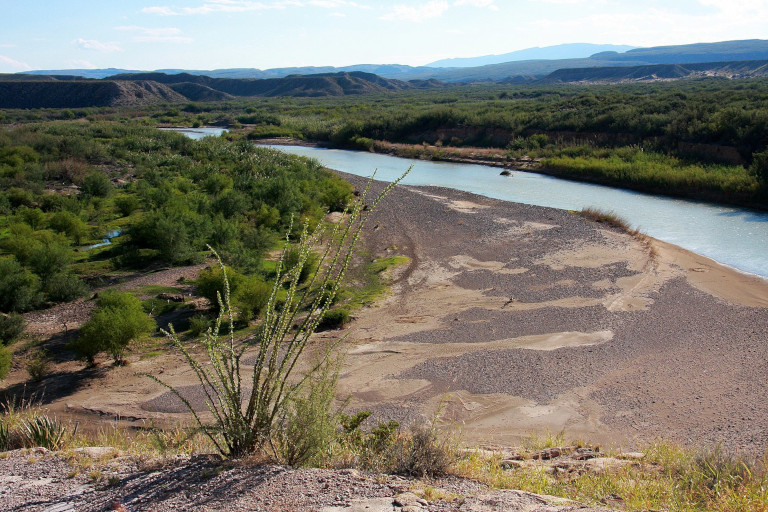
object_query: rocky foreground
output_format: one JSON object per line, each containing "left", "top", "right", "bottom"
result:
{"left": 0, "top": 447, "right": 631, "bottom": 511}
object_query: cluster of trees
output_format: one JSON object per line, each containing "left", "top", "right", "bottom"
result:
{"left": 0, "top": 120, "right": 355, "bottom": 367}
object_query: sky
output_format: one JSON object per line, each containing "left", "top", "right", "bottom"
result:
{"left": 1, "top": 0, "right": 767, "bottom": 73}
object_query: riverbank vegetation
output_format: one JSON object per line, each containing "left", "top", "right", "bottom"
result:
{"left": 8, "top": 78, "right": 763, "bottom": 206}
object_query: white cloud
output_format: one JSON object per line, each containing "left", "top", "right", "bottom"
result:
{"left": 115, "top": 26, "right": 193, "bottom": 43}
{"left": 381, "top": 1, "right": 450, "bottom": 21}
{"left": 141, "top": 1, "right": 304, "bottom": 15}
{"left": 454, "top": 0, "right": 498, "bottom": 9}
{"left": 75, "top": 38, "right": 122, "bottom": 52}
{"left": 141, "top": 0, "right": 368, "bottom": 15}
{"left": 0, "top": 55, "right": 31, "bottom": 71}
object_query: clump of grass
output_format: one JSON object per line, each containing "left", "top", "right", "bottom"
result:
{"left": 579, "top": 207, "right": 635, "bottom": 233}
{"left": 453, "top": 439, "right": 768, "bottom": 512}
{"left": 20, "top": 415, "right": 67, "bottom": 450}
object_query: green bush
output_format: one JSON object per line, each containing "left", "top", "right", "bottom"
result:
{"left": 114, "top": 194, "right": 140, "bottom": 216}
{"left": 44, "top": 272, "right": 88, "bottom": 303}
{"left": 234, "top": 275, "right": 271, "bottom": 323}
{"left": 0, "top": 313, "right": 26, "bottom": 345}
{"left": 318, "top": 309, "right": 350, "bottom": 331}
{"left": 0, "top": 345, "right": 11, "bottom": 380}
{"left": 70, "top": 290, "right": 155, "bottom": 366}
{"left": 188, "top": 314, "right": 210, "bottom": 336}
{"left": 81, "top": 172, "right": 113, "bottom": 198}
{"left": 196, "top": 265, "right": 244, "bottom": 309}
{"left": 0, "top": 258, "right": 42, "bottom": 313}
{"left": 48, "top": 211, "right": 89, "bottom": 245}
{"left": 28, "top": 236, "right": 73, "bottom": 283}
{"left": 26, "top": 350, "right": 51, "bottom": 381}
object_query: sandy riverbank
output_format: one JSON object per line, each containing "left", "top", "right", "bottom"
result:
{"left": 329, "top": 174, "right": 768, "bottom": 451}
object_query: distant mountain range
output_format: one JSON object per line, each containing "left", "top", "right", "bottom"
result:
{"left": 425, "top": 43, "right": 637, "bottom": 68}
{"left": 4, "top": 39, "right": 768, "bottom": 109}
{"left": 0, "top": 71, "right": 444, "bottom": 108}
{"left": 20, "top": 39, "right": 768, "bottom": 83}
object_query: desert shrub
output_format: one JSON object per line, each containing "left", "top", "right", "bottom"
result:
{"left": 187, "top": 315, "right": 210, "bottom": 336}
{"left": 0, "top": 258, "right": 42, "bottom": 313}
{"left": 44, "top": 272, "right": 88, "bottom": 303}
{"left": 0, "top": 345, "right": 11, "bottom": 380}
{"left": 70, "top": 290, "right": 155, "bottom": 366}
{"left": 395, "top": 421, "right": 455, "bottom": 478}
{"left": 283, "top": 246, "right": 319, "bottom": 284}
{"left": 318, "top": 309, "right": 350, "bottom": 331}
{"left": 28, "top": 236, "right": 73, "bottom": 282}
{"left": 81, "top": 172, "right": 112, "bottom": 198}
{"left": 26, "top": 350, "right": 51, "bottom": 381}
{"left": 0, "top": 313, "right": 26, "bottom": 345}
{"left": 48, "top": 210, "right": 89, "bottom": 244}
{"left": 114, "top": 194, "right": 140, "bottom": 216}
{"left": 17, "top": 207, "right": 46, "bottom": 230}
{"left": 339, "top": 413, "right": 403, "bottom": 472}
{"left": 320, "top": 178, "right": 354, "bottom": 212}
{"left": 234, "top": 275, "right": 271, "bottom": 323}
{"left": 196, "top": 265, "right": 245, "bottom": 309}
{"left": 274, "top": 361, "right": 340, "bottom": 467}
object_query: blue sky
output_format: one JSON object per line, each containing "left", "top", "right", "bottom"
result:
{"left": 1, "top": 0, "right": 767, "bottom": 72}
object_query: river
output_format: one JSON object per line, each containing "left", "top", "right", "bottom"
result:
{"left": 170, "top": 128, "right": 768, "bottom": 279}
{"left": 265, "top": 145, "right": 768, "bottom": 279}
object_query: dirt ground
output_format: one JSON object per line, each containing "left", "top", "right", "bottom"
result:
{"left": 4, "top": 174, "right": 768, "bottom": 454}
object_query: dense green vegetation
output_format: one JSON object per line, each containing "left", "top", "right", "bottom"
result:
{"left": 7, "top": 78, "right": 763, "bottom": 205}
{"left": 0, "top": 121, "right": 353, "bottom": 318}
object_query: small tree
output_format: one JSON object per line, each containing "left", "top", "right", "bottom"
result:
{"left": 71, "top": 291, "right": 155, "bottom": 366}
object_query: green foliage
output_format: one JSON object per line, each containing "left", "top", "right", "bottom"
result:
{"left": 146, "top": 170, "right": 408, "bottom": 458}
{"left": 26, "top": 350, "right": 51, "bottom": 381}
{"left": 28, "top": 236, "right": 73, "bottom": 283}
{"left": 81, "top": 172, "right": 113, "bottom": 198}
{"left": 318, "top": 309, "right": 350, "bottom": 331}
{"left": 0, "top": 345, "right": 11, "bottom": 380}
{"left": 188, "top": 314, "right": 210, "bottom": 336}
{"left": 0, "top": 313, "right": 26, "bottom": 345}
{"left": 196, "top": 265, "right": 245, "bottom": 309}
{"left": 750, "top": 149, "right": 768, "bottom": 185}
{"left": 273, "top": 360, "right": 341, "bottom": 466}
{"left": 44, "top": 272, "right": 88, "bottom": 303}
{"left": 48, "top": 211, "right": 89, "bottom": 245}
{"left": 0, "top": 258, "right": 42, "bottom": 313}
{"left": 113, "top": 194, "right": 140, "bottom": 216}
{"left": 20, "top": 415, "right": 66, "bottom": 450}
{"left": 70, "top": 290, "right": 155, "bottom": 366}
{"left": 233, "top": 275, "right": 271, "bottom": 323}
